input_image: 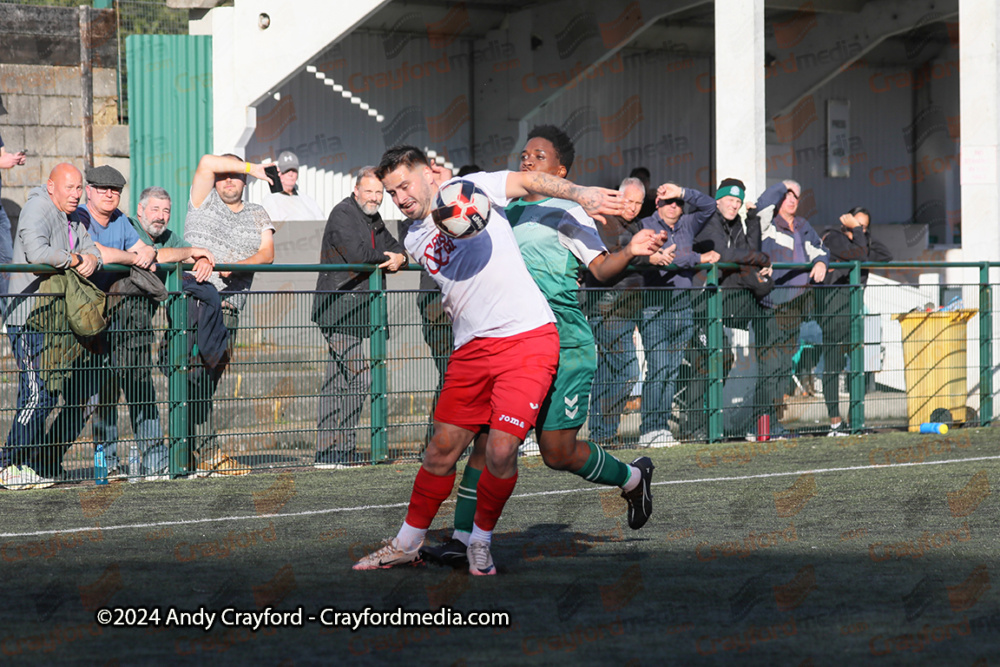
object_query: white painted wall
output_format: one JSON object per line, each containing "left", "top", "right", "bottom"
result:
{"left": 194, "top": 0, "right": 390, "bottom": 155}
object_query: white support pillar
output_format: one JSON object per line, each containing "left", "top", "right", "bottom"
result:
{"left": 714, "top": 0, "right": 766, "bottom": 197}
{"left": 959, "top": 0, "right": 1000, "bottom": 421}
{"left": 960, "top": 0, "right": 1000, "bottom": 264}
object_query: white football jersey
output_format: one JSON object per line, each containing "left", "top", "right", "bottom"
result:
{"left": 403, "top": 170, "right": 555, "bottom": 349}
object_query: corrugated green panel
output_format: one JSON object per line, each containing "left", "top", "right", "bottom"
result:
{"left": 126, "top": 34, "right": 212, "bottom": 232}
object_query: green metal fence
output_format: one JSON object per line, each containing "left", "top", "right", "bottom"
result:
{"left": 0, "top": 261, "right": 994, "bottom": 487}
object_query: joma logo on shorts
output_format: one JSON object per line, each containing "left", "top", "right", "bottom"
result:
{"left": 499, "top": 415, "right": 525, "bottom": 428}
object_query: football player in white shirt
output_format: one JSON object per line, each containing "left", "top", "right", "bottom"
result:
{"left": 421, "top": 126, "right": 669, "bottom": 570}
{"left": 352, "top": 146, "right": 628, "bottom": 575}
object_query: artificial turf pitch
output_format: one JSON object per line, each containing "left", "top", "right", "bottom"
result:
{"left": 0, "top": 428, "right": 997, "bottom": 665}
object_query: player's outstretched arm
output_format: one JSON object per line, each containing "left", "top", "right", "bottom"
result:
{"left": 504, "top": 171, "right": 623, "bottom": 224}
{"left": 589, "top": 229, "right": 668, "bottom": 282}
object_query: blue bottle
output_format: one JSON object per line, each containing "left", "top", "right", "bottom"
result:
{"left": 95, "top": 444, "right": 108, "bottom": 485}
{"left": 919, "top": 422, "right": 949, "bottom": 434}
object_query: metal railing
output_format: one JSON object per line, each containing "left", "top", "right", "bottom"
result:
{"left": 0, "top": 261, "right": 994, "bottom": 483}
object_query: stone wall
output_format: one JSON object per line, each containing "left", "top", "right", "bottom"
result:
{"left": 1, "top": 64, "right": 130, "bottom": 218}
{"left": 1, "top": 4, "right": 129, "bottom": 224}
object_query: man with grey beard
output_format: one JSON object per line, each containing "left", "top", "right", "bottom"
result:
{"left": 88, "top": 186, "right": 218, "bottom": 478}
{"left": 311, "top": 167, "right": 406, "bottom": 468}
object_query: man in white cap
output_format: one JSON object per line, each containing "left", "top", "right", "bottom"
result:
{"left": 261, "top": 150, "right": 325, "bottom": 221}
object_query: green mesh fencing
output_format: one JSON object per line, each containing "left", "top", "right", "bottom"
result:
{"left": 0, "top": 261, "right": 996, "bottom": 487}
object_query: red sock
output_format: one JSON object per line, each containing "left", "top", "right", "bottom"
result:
{"left": 473, "top": 467, "right": 518, "bottom": 532}
{"left": 404, "top": 467, "right": 456, "bottom": 529}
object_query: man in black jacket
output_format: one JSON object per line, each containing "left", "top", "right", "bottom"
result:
{"left": 311, "top": 167, "right": 407, "bottom": 467}
{"left": 583, "top": 176, "right": 646, "bottom": 444}
{"left": 816, "top": 207, "right": 892, "bottom": 436}
{"left": 693, "top": 178, "right": 775, "bottom": 438}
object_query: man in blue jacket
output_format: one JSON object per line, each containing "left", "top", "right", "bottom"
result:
{"left": 638, "top": 183, "right": 718, "bottom": 447}
{"left": 753, "top": 179, "right": 829, "bottom": 438}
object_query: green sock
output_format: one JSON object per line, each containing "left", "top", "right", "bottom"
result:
{"left": 576, "top": 441, "right": 631, "bottom": 487}
{"left": 453, "top": 465, "right": 481, "bottom": 537}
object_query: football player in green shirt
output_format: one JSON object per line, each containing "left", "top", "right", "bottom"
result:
{"left": 422, "top": 127, "right": 671, "bottom": 567}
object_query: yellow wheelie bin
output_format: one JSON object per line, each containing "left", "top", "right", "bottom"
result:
{"left": 894, "top": 309, "right": 976, "bottom": 431}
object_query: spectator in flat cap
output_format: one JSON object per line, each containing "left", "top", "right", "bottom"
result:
{"left": 45, "top": 164, "right": 159, "bottom": 478}
{"left": 261, "top": 150, "right": 325, "bottom": 222}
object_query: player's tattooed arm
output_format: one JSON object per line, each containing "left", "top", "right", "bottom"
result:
{"left": 506, "top": 171, "right": 623, "bottom": 223}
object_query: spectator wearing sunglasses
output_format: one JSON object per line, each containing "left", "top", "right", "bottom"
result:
{"left": 636, "top": 183, "right": 717, "bottom": 447}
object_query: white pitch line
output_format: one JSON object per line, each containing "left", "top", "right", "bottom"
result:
{"left": 1, "top": 454, "right": 997, "bottom": 540}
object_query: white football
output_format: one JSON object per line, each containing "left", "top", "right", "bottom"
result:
{"left": 431, "top": 179, "right": 491, "bottom": 239}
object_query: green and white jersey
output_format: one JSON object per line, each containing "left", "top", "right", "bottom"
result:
{"left": 506, "top": 197, "right": 606, "bottom": 348}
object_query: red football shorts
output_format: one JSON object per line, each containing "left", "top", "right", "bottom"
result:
{"left": 434, "top": 323, "right": 559, "bottom": 439}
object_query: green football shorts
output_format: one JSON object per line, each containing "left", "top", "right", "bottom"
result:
{"left": 536, "top": 344, "right": 597, "bottom": 432}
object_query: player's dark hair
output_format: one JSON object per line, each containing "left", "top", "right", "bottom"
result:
{"left": 375, "top": 146, "right": 430, "bottom": 180}
{"left": 457, "top": 164, "right": 482, "bottom": 177}
{"left": 527, "top": 124, "right": 575, "bottom": 171}
{"left": 847, "top": 206, "right": 870, "bottom": 221}
{"left": 630, "top": 166, "right": 651, "bottom": 183}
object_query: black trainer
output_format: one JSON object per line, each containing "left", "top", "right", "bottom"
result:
{"left": 419, "top": 537, "right": 469, "bottom": 568}
{"left": 315, "top": 448, "right": 356, "bottom": 469}
{"left": 621, "top": 456, "right": 654, "bottom": 529}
